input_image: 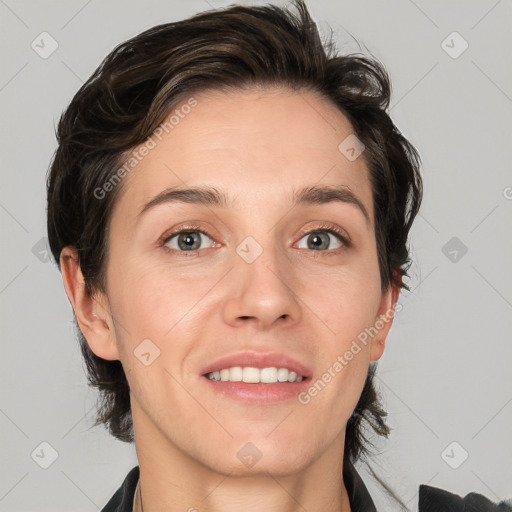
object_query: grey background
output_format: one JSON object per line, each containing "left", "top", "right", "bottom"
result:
{"left": 1, "top": 0, "right": 511, "bottom": 510}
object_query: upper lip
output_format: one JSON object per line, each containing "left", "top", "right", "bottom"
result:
{"left": 200, "top": 350, "right": 312, "bottom": 378}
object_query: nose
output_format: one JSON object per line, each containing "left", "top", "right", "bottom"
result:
{"left": 221, "top": 242, "right": 302, "bottom": 331}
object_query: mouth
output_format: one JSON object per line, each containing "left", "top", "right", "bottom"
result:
{"left": 199, "top": 351, "right": 312, "bottom": 404}
{"left": 203, "top": 366, "right": 306, "bottom": 383}
{"left": 201, "top": 376, "right": 311, "bottom": 405}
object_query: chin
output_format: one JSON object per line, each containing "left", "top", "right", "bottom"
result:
{"left": 203, "top": 436, "right": 315, "bottom": 478}
{"left": 212, "top": 454, "right": 311, "bottom": 478}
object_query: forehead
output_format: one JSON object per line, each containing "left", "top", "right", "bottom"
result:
{"left": 114, "top": 86, "right": 373, "bottom": 223}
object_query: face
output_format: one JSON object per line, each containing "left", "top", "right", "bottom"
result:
{"left": 82, "top": 86, "right": 398, "bottom": 476}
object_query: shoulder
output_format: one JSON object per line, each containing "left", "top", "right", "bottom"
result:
{"left": 419, "top": 484, "right": 512, "bottom": 512}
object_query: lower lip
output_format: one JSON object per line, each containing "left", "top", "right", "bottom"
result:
{"left": 201, "top": 376, "right": 310, "bottom": 404}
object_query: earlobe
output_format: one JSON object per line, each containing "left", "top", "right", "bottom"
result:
{"left": 60, "top": 247, "right": 120, "bottom": 361}
{"left": 369, "top": 278, "right": 402, "bottom": 362}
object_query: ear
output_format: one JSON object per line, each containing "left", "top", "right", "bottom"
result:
{"left": 60, "top": 246, "right": 120, "bottom": 361}
{"left": 369, "top": 274, "right": 402, "bottom": 362}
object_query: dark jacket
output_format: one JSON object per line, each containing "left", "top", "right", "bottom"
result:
{"left": 100, "top": 463, "right": 512, "bottom": 511}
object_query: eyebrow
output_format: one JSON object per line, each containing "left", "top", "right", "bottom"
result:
{"left": 138, "top": 184, "right": 370, "bottom": 225}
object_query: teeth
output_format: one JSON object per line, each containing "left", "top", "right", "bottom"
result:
{"left": 206, "top": 366, "right": 304, "bottom": 383}
{"left": 243, "top": 367, "right": 260, "bottom": 383}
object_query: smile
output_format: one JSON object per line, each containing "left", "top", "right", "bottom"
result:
{"left": 205, "top": 366, "right": 304, "bottom": 383}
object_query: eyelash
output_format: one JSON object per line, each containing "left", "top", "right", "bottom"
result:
{"left": 160, "top": 222, "right": 351, "bottom": 257}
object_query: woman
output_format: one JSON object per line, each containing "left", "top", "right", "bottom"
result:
{"left": 46, "top": 1, "right": 510, "bottom": 510}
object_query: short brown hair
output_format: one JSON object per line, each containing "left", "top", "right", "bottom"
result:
{"left": 47, "top": 0, "right": 422, "bottom": 465}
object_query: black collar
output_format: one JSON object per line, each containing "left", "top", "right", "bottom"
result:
{"left": 100, "top": 462, "right": 377, "bottom": 511}
{"left": 343, "top": 458, "right": 378, "bottom": 511}
{"left": 100, "top": 462, "right": 512, "bottom": 511}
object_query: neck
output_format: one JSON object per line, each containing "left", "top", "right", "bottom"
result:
{"left": 131, "top": 401, "right": 352, "bottom": 512}
{"left": 134, "top": 465, "right": 352, "bottom": 512}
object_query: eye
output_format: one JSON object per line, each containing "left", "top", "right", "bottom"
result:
{"left": 163, "top": 228, "right": 215, "bottom": 252}
{"left": 296, "top": 225, "right": 349, "bottom": 251}
{"left": 160, "top": 223, "right": 350, "bottom": 255}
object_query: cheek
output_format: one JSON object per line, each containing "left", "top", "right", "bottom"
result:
{"left": 307, "top": 261, "right": 382, "bottom": 345}
{"left": 106, "top": 259, "right": 216, "bottom": 394}
{"left": 107, "top": 257, "right": 209, "bottom": 339}
{"left": 298, "top": 261, "right": 381, "bottom": 415}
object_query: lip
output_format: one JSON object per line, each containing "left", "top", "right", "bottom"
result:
{"left": 200, "top": 350, "right": 312, "bottom": 378}
{"left": 199, "top": 350, "right": 313, "bottom": 405}
{"left": 201, "top": 377, "right": 310, "bottom": 404}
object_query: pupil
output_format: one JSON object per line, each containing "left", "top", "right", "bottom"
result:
{"left": 309, "top": 232, "right": 327, "bottom": 250}
{"left": 179, "top": 232, "right": 199, "bottom": 250}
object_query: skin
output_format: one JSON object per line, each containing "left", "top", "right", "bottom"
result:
{"left": 61, "top": 86, "right": 400, "bottom": 512}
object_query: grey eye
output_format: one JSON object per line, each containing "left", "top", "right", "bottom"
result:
{"left": 165, "top": 231, "right": 214, "bottom": 251}
{"left": 296, "top": 231, "right": 343, "bottom": 251}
